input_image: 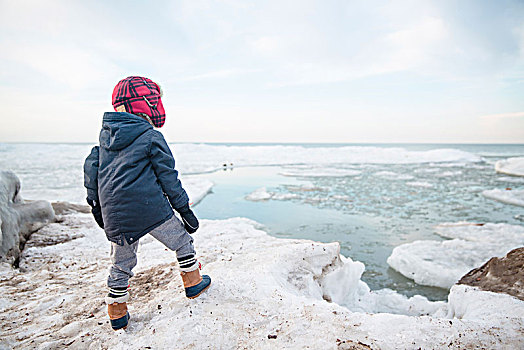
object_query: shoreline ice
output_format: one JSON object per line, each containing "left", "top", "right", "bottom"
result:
{"left": 1, "top": 213, "right": 522, "bottom": 349}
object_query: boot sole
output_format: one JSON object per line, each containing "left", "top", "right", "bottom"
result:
{"left": 187, "top": 282, "right": 211, "bottom": 299}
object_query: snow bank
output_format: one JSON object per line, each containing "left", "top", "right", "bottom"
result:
{"left": 483, "top": 188, "right": 524, "bottom": 207}
{"left": 174, "top": 144, "right": 481, "bottom": 174}
{"left": 1, "top": 214, "right": 523, "bottom": 349}
{"left": 495, "top": 157, "right": 524, "bottom": 177}
{"left": 387, "top": 223, "right": 524, "bottom": 289}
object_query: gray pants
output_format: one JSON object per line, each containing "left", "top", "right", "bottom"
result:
{"left": 107, "top": 215, "right": 195, "bottom": 289}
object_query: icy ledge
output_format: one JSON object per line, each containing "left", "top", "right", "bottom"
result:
{"left": 1, "top": 216, "right": 523, "bottom": 349}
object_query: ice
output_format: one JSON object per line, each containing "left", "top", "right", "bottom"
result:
{"left": 497, "top": 175, "right": 524, "bottom": 183}
{"left": 483, "top": 189, "right": 524, "bottom": 207}
{"left": 245, "top": 187, "right": 273, "bottom": 201}
{"left": 435, "top": 170, "right": 463, "bottom": 178}
{"left": 0, "top": 171, "right": 54, "bottom": 263}
{"left": 321, "top": 255, "right": 446, "bottom": 316}
{"left": 373, "top": 171, "right": 414, "bottom": 180}
{"left": 495, "top": 157, "right": 524, "bottom": 177}
{"left": 1, "top": 213, "right": 523, "bottom": 349}
{"left": 280, "top": 167, "right": 362, "bottom": 177}
{"left": 180, "top": 176, "right": 213, "bottom": 206}
{"left": 245, "top": 187, "right": 301, "bottom": 201}
{"left": 406, "top": 181, "right": 434, "bottom": 188}
{"left": 174, "top": 144, "right": 482, "bottom": 174}
{"left": 387, "top": 223, "right": 524, "bottom": 288}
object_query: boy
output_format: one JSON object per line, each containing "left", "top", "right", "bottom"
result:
{"left": 83, "top": 76, "right": 211, "bottom": 331}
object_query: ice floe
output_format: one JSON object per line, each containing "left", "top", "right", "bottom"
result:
{"left": 387, "top": 223, "right": 524, "bottom": 289}
{"left": 495, "top": 157, "right": 524, "bottom": 177}
{"left": 483, "top": 188, "right": 524, "bottom": 207}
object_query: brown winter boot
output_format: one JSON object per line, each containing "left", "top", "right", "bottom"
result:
{"left": 181, "top": 269, "right": 211, "bottom": 299}
{"left": 108, "top": 302, "right": 129, "bottom": 330}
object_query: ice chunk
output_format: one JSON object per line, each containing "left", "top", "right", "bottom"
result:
{"left": 321, "top": 255, "right": 445, "bottom": 316}
{"left": 387, "top": 223, "right": 524, "bottom": 288}
{"left": 406, "top": 181, "right": 434, "bottom": 188}
{"left": 482, "top": 189, "right": 524, "bottom": 207}
{"left": 373, "top": 171, "right": 414, "bottom": 180}
{"left": 280, "top": 167, "right": 361, "bottom": 177}
{"left": 245, "top": 187, "right": 273, "bottom": 201}
{"left": 495, "top": 157, "right": 524, "bottom": 177}
{"left": 245, "top": 187, "right": 300, "bottom": 201}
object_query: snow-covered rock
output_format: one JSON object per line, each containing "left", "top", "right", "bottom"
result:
{"left": 495, "top": 157, "right": 524, "bottom": 177}
{"left": 483, "top": 188, "right": 524, "bottom": 207}
{"left": 387, "top": 223, "right": 524, "bottom": 289}
{"left": 0, "top": 171, "right": 54, "bottom": 264}
{"left": 458, "top": 247, "right": 523, "bottom": 301}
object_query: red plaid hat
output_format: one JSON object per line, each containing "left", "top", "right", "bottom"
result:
{"left": 112, "top": 76, "right": 166, "bottom": 128}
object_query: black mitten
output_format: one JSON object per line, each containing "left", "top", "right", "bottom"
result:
{"left": 176, "top": 203, "right": 199, "bottom": 234}
{"left": 87, "top": 198, "right": 104, "bottom": 229}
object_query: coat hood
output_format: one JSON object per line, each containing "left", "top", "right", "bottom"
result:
{"left": 99, "top": 112, "right": 152, "bottom": 151}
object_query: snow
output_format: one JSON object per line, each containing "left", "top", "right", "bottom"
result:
{"left": 1, "top": 174, "right": 523, "bottom": 348}
{"left": 495, "top": 157, "right": 524, "bottom": 177}
{"left": 387, "top": 223, "right": 524, "bottom": 289}
{"left": 1, "top": 213, "right": 523, "bottom": 349}
{"left": 483, "top": 188, "right": 524, "bottom": 207}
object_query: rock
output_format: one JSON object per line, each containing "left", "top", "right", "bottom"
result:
{"left": 458, "top": 247, "right": 524, "bottom": 301}
{"left": 0, "top": 171, "right": 55, "bottom": 264}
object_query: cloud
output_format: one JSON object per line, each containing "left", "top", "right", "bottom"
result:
{"left": 180, "top": 68, "right": 260, "bottom": 81}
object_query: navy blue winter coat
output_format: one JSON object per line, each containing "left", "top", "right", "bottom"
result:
{"left": 83, "top": 112, "right": 189, "bottom": 245}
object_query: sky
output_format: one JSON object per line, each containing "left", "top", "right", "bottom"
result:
{"left": 0, "top": 0, "right": 523, "bottom": 143}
